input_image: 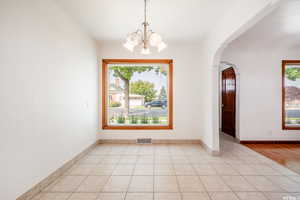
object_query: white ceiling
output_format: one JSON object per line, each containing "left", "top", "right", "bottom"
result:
{"left": 228, "top": 0, "right": 300, "bottom": 49}
{"left": 55, "top": 0, "right": 236, "bottom": 43}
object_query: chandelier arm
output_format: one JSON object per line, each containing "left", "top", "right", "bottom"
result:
{"left": 136, "top": 29, "right": 142, "bottom": 34}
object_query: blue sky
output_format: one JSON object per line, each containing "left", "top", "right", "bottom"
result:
{"left": 131, "top": 70, "right": 167, "bottom": 91}
{"left": 286, "top": 78, "right": 300, "bottom": 87}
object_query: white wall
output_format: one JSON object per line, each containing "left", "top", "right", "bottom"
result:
{"left": 97, "top": 43, "right": 203, "bottom": 140}
{"left": 97, "top": 0, "right": 280, "bottom": 147}
{"left": 0, "top": 1, "right": 98, "bottom": 199}
{"left": 222, "top": 44, "right": 300, "bottom": 141}
{"left": 197, "top": 0, "right": 281, "bottom": 151}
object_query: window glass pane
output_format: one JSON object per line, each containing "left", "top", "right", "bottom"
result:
{"left": 107, "top": 63, "right": 169, "bottom": 126}
{"left": 285, "top": 64, "right": 300, "bottom": 127}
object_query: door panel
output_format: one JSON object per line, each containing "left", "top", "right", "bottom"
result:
{"left": 221, "top": 67, "right": 236, "bottom": 137}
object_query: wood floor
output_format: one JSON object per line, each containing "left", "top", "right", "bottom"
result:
{"left": 245, "top": 143, "right": 300, "bottom": 175}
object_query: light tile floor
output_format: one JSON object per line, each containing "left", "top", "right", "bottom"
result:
{"left": 32, "top": 137, "right": 300, "bottom": 200}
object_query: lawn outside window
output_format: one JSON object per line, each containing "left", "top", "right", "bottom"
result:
{"left": 102, "top": 59, "right": 173, "bottom": 130}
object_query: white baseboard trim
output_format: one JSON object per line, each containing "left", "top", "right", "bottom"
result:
{"left": 99, "top": 139, "right": 220, "bottom": 155}
{"left": 199, "top": 140, "right": 220, "bottom": 156}
{"left": 16, "top": 141, "right": 99, "bottom": 200}
{"left": 98, "top": 139, "right": 202, "bottom": 144}
{"left": 17, "top": 138, "right": 219, "bottom": 200}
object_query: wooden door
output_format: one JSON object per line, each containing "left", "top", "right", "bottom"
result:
{"left": 221, "top": 67, "right": 236, "bottom": 137}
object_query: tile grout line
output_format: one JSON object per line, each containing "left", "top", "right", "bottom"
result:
{"left": 123, "top": 147, "right": 141, "bottom": 200}
{"left": 65, "top": 148, "right": 116, "bottom": 200}
{"left": 153, "top": 146, "right": 156, "bottom": 200}
{"left": 61, "top": 174, "right": 89, "bottom": 200}
{"left": 28, "top": 143, "right": 300, "bottom": 200}
{"left": 96, "top": 156, "right": 116, "bottom": 200}
{"left": 188, "top": 154, "right": 213, "bottom": 200}
{"left": 171, "top": 146, "right": 183, "bottom": 200}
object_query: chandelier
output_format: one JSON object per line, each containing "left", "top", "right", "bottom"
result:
{"left": 123, "top": 0, "right": 167, "bottom": 54}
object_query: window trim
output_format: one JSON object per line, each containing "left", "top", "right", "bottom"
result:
{"left": 282, "top": 60, "right": 300, "bottom": 130}
{"left": 101, "top": 59, "right": 173, "bottom": 130}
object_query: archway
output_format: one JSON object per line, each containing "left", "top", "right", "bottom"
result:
{"left": 210, "top": 0, "right": 283, "bottom": 153}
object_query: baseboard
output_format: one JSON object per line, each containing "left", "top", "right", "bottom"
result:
{"left": 234, "top": 137, "right": 241, "bottom": 143}
{"left": 16, "top": 141, "right": 99, "bottom": 200}
{"left": 17, "top": 138, "right": 216, "bottom": 200}
{"left": 240, "top": 140, "right": 300, "bottom": 144}
{"left": 199, "top": 141, "right": 220, "bottom": 156}
{"left": 98, "top": 139, "right": 220, "bottom": 155}
{"left": 98, "top": 139, "right": 202, "bottom": 144}
{"left": 153, "top": 139, "right": 201, "bottom": 144}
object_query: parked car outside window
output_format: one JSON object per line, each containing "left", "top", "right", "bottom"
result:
{"left": 145, "top": 100, "right": 167, "bottom": 109}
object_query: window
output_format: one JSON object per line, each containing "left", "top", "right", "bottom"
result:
{"left": 102, "top": 59, "right": 173, "bottom": 130}
{"left": 282, "top": 60, "right": 300, "bottom": 130}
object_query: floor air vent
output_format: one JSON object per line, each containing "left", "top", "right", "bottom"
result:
{"left": 136, "top": 138, "right": 152, "bottom": 144}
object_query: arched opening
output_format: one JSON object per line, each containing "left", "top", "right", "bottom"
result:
{"left": 211, "top": 0, "right": 283, "bottom": 153}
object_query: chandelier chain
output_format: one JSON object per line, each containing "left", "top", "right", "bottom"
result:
{"left": 144, "top": 0, "right": 147, "bottom": 24}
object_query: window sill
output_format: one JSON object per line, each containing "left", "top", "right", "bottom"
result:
{"left": 102, "top": 125, "right": 173, "bottom": 130}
